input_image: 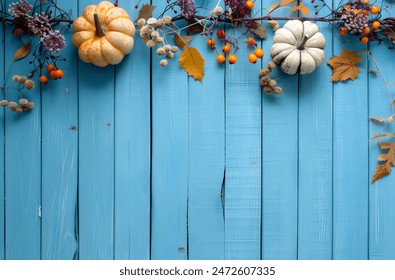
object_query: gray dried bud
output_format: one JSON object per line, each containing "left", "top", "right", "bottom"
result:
{"left": 264, "top": 86, "right": 273, "bottom": 94}
{"left": 24, "top": 80, "right": 35, "bottom": 90}
{"left": 0, "top": 100, "right": 8, "bottom": 107}
{"left": 166, "top": 52, "right": 174, "bottom": 59}
{"left": 156, "top": 47, "right": 165, "bottom": 56}
{"left": 147, "top": 18, "right": 157, "bottom": 26}
{"left": 268, "top": 61, "right": 277, "bottom": 69}
{"left": 154, "top": 37, "right": 164, "bottom": 44}
{"left": 12, "top": 75, "right": 20, "bottom": 82}
{"left": 19, "top": 76, "right": 27, "bottom": 84}
{"left": 269, "top": 79, "right": 277, "bottom": 88}
{"left": 273, "top": 87, "right": 282, "bottom": 94}
{"left": 163, "top": 45, "right": 171, "bottom": 52}
{"left": 9, "top": 102, "right": 17, "bottom": 109}
{"left": 19, "top": 98, "right": 28, "bottom": 105}
{"left": 156, "top": 19, "right": 165, "bottom": 28}
{"left": 163, "top": 15, "right": 172, "bottom": 24}
{"left": 171, "top": 46, "right": 179, "bottom": 53}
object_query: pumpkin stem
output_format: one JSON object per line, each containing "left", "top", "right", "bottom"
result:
{"left": 93, "top": 13, "right": 105, "bottom": 37}
{"left": 297, "top": 36, "right": 309, "bottom": 50}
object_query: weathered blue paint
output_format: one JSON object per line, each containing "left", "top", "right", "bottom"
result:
{"left": 0, "top": 0, "right": 394, "bottom": 260}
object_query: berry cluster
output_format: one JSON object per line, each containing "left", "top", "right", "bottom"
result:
{"left": 259, "top": 62, "right": 282, "bottom": 95}
{"left": 224, "top": 0, "right": 255, "bottom": 18}
{"left": 210, "top": 34, "right": 265, "bottom": 65}
{"left": 337, "top": 1, "right": 381, "bottom": 44}
{"left": 39, "top": 64, "right": 64, "bottom": 84}
{"left": 138, "top": 16, "right": 179, "bottom": 67}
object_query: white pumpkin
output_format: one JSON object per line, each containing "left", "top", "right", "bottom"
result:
{"left": 270, "top": 20, "right": 326, "bottom": 75}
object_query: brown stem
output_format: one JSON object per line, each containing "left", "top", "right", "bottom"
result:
{"left": 297, "top": 36, "right": 309, "bottom": 50}
{"left": 93, "top": 13, "right": 105, "bottom": 37}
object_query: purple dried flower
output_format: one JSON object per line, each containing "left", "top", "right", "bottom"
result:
{"left": 41, "top": 30, "right": 66, "bottom": 53}
{"left": 28, "top": 13, "right": 51, "bottom": 36}
{"left": 177, "top": 0, "right": 196, "bottom": 19}
{"left": 9, "top": 0, "right": 33, "bottom": 18}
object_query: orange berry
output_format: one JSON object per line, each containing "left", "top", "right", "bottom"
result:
{"left": 216, "top": 29, "right": 226, "bottom": 38}
{"left": 246, "top": 37, "right": 255, "bottom": 46}
{"left": 245, "top": 0, "right": 254, "bottom": 10}
{"left": 216, "top": 54, "right": 226, "bottom": 64}
{"left": 207, "top": 38, "right": 216, "bottom": 48}
{"left": 50, "top": 69, "right": 64, "bottom": 79}
{"left": 362, "top": 0, "right": 369, "bottom": 4}
{"left": 46, "top": 64, "right": 55, "bottom": 72}
{"left": 354, "top": 9, "right": 360, "bottom": 15}
{"left": 39, "top": 75, "right": 48, "bottom": 84}
{"left": 222, "top": 44, "right": 231, "bottom": 53}
{"left": 371, "top": 5, "right": 380, "bottom": 15}
{"left": 362, "top": 9, "right": 369, "bottom": 15}
{"left": 363, "top": 26, "right": 371, "bottom": 35}
{"left": 228, "top": 54, "right": 237, "bottom": 64}
{"left": 360, "top": 36, "right": 369, "bottom": 44}
{"left": 248, "top": 53, "right": 257, "bottom": 64}
{"left": 254, "top": 48, "right": 264, "bottom": 58}
{"left": 372, "top": 21, "right": 381, "bottom": 30}
{"left": 339, "top": 26, "right": 348, "bottom": 36}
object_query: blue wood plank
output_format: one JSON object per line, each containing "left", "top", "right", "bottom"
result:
{"left": 368, "top": 6, "right": 395, "bottom": 259}
{"left": 114, "top": 1, "right": 150, "bottom": 260}
{"left": 188, "top": 0, "right": 225, "bottom": 259}
{"left": 297, "top": 2, "right": 333, "bottom": 260}
{"left": 0, "top": 5, "right": 4, "bottom": 260}
{"left": 261, "top": 9, "right": 298, "bottom": 259}
{"left": 78, "top": 0, "right": 115, "bottom": 260}
{"left": 332, "top": 0, "right": 368, "bottom": 260}
{"left": 4, "top": 0, "right": 41, "bottom": 259}
{"left": 151, "top": 0, "right": 188, "bottom": 260}
{"left": 225, "top": 0, "right": 262, "bottom": 260}
{"left": 41, "top": 0, "right": 79, "bottom": 260}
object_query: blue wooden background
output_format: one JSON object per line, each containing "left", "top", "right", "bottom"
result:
{"left": 1, "top": 0, "right": 395, "bottom": 260}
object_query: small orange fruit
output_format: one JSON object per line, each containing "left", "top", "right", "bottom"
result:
{"left": 360, "top": 36, "right": 369, "bottom": 44}
{"left": 362, "top": 0, "right": 369, "bottom": 4}
{"left": 343, "top": 5, "right": 350, "bottom": 13}
{"left": 50, "top": 69, "right": 64, "bottom": 79}
{"left": 207, "top": 38, "right": 216, "bottom": 48}
{"left": 39, "top": 75, "right": 48, "bottom": 84}
{"left": 245, "top": 0, "right": 254, "bottom": 10}
{"left": 216, "top": 54, "right": 226, "bottom": 64}
{"left": 248, "top": 53, "right": 258, "bottom": 63}
{"left": 46, "top": 64, "right": 55, "bottom": 72}
{"left": 222, "top": 44, "right": 231, "bottom": 53}
{"left": 339, "top": 26, "right": 348, "bottom": 36}
{"left": 246, "top": 37, "right": 255, "bottom": 46}
{"left": 371, "top": 5, "right": 380, "bottom": 14}
{"left": 363, "top": 26, "right": 371, "bottom": 34}
{"left": 354, "top": 9, "right": 360, "bottom": 15}
{"left": 216, "top": 29, "right": 226, "bottom": 38}
{"left": 372, "top": 21, "right": 381, "bottom": 30}
{"left": 254, "top": 48, "right": 264, "bottom": 58}
{"left": 228, "top": 54, "right": 237, "bottom": 64}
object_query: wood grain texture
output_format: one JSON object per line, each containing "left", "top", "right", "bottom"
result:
{"left": 188, "top": 0, "right": 225, "bottom": 259}
{"left": 4, "top": 0, "right": 41, "bottom": 260}
{"left": 225, "top": 0, "right": 261, "bottom": 260}
{"left": 150, "top": 0, "right": 188, "bottom": 260}
{"left": 368, "top": 6, "right": 395, "bottom": 260}
{"left": 0, "top": 3, "right": 4, "bottom": 260}
{"left": 297, "top": 1, "right": 333, "bottom": 260}
{"left": 332, "top": 0, "right": 368, "bottom": 260}
{"left": 261, "top": 9, "right": 298, "bottom": 259}
{"left": 41, "top": 0, "right": 79, "bottom": 260}
{"left": 78, "top": 0, "right": 115, "bottom": 260}
{"left": 114, "top": 1, "right": 151, "bottom": 260}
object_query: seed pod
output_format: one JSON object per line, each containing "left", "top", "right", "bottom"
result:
{"left": 12, "top": 75, "right": 21, "bottom": 82}
{"left": 15, "top": 107, "right": 23, "bottom": 113}
{"left": 0, "top": 100, "right": 8, "bottom": 107}
{"left": 137, "top": 18, "right": 146, "bottom": 29}
{"left": 269, "top": 79, "right": 277, "bottom": 88}
{"left": 156, "top": 19, "right": 165, "bottom": 28}
{"left": 9, "top": 102, "right": 17, "bottom": 109}
{"left": 19, "top": 76, "right": 27, "bottom": 84}
{"left": 160, "top": 59, "right": 168, "bottom": 67}
{"left": 156, "top": 47, "right": 165, "bottom": 56}
{"left": 163, "top": 15, "right": 172, "bottom": 24}
{"left": 166, "top": 52, "right": 174, "bottom": 59}
{"left": 19, "top": 98, "right": 29, "bottom": 105}
{"left": 154, "top": 37, "right": 164, "bottom": 44}
{"left": 163, "top": 45, "right": 171, "bottom": 52}
{"left": 171, "top": 46, "right": 179, "bottom": 53}
{"left": 268, "top": 61, "right": 277, "bottom": 69}
{"left": 147, "top": 18, "right": 157, "bottom": 26}
{"left": 273, "top": 87, "right": 282, "bottom": 94}
{"left": 27, "top": 102, "right": 35, "bottom": 109}
{"left": 24, "top": 80, "right": 35, "bottom": 90}
{"left": 151, "top": 31, "right": 159, "bottom": 38}
{"left": 264, "top": 86, "right": 273, "bottom": 94}
{"left": 146, "top": 40, "right": 155, "bottom": 48}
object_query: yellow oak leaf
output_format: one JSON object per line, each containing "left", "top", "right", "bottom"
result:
{"left": 296, "top": 2, "right": 309, "bottom": 15}
{"left": 179, "top": 46, "right": 205, "bottom": 82}
{"left": 282, "top": 0, "right": 295, "bottom": 5}
{"left": 327, "top": 49, "right": 363, "bottom": 82}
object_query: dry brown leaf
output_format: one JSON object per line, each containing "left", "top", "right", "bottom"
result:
{"left": 174, "top": 34, "right": 194, "bottom": 49}
{"left": 252, "top": 23, "right": 267, "bottom": 39}
{"left": 371, "top": 133, "right": 389, "bottom": 140}
{"left": 282, "top": 0, "right": 295, "bottom": 5}
{"left": 187, "top": 19, "right": 204, "bottom": 34}
{"left": 392, "top": 100, "right": 395, "bottom": 105}
{"left": 372, "top": 142, "right": 395, "bottom": 183}
{"left": 327, "top": 49, "right": 363, "bottom": 82}
{"left": 14, "top": 42, "right": 31, "bottom": 61}
{"left": 137, "top": 4, "right": 156, "bottom": 20}
{"left": 296, "top": 2, "right": 309, "bottom": 15}
{"left": 268, "top": 2, "right": 280, "bottom": 13}
{"left": 179, "top": 46, "right": 205, "bottom": 82}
